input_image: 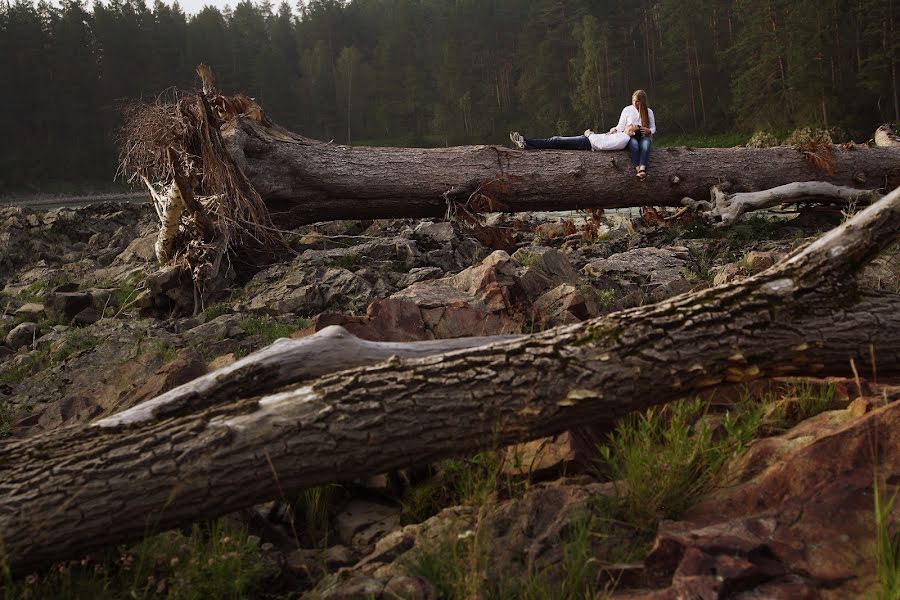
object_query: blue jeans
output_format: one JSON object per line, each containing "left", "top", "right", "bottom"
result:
{"left": 524, "top": 135, "right": 592, "bottom": 151}
{"left": 628, "top": 136, "right": 652, "bottom": 167}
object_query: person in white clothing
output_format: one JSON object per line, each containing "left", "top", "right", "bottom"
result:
{"left": 509, "top": 124, "right": 637, "bottom": 151}
{"left": 612, "top": 89, "right": 655, "bottom": 178}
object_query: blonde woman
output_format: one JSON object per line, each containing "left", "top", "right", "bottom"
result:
{"left": 612, "top": 89, "right": 656, "bottom": 178}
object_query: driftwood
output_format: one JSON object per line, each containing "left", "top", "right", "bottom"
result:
{"left": 1, "top": 184, "right": 899, "bottom": 571}
{"left": 684, "top": 181, "right": 884, "bottom": 226}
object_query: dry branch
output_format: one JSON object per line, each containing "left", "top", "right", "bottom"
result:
{"left": 2, "top": 185, "right": 900, "bottom": 571}
{"left": 685, "top": 181, "right": 884, "bottom": 226}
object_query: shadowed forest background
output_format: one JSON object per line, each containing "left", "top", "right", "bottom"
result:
{"left": 1, "top": 0, "right": 898, "bottom": 192}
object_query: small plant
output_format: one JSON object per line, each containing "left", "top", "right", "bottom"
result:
{"left": 150, "top": 340, "right": 178, "bottom": 364}
{"left": 328, "top": 253, "right": 361, "bottom": 271}
{"left": 1, "top": 519, "right": 268, "bottom": 600}
{"left": 0, "top": 401, "right": 17, "bottom": 437}
{"left": 760, "top": 381, "right": 836, "bottom": 434}
{"left": 515, "top": 250, "right": 540, "bottom": 268}
{"left": 239, "top": 317, "right": 310, "bottom": 344}
{"left": 203, "top": 302, "right": 231, "bottom": 320}
{"left": 293, "top": 484, "right": 344, "bottom": 547}
{"left": 874, "top": 477, "right": 900, "bottom": 599}
{"left": 598, "top": 397, "right": 761, "bottom": 532}
{"left": 596, "top": 289, "right": 616, "bottom": 310}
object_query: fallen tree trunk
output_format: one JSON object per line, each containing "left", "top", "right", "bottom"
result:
{"left": 230, "top": 115, "right": 900, "bottom": 227}
{"left": 2, "top": 185, "right": 899, "bottom": 571}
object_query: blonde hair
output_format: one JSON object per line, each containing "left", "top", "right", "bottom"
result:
{"left": 632, "top": 90, "right": 650, "bottom": 129}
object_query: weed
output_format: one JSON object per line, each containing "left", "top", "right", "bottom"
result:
{"left": 1, "top": 519, "right": 268, "bottom": 600}
{"left": 51, "top": 329, "right": 99, "bottom": 364}
{"left": 760, "top": 381, "right": 836, "bottom": 434}
{"left": 598, "top": 397, "right": 761, "bottom": 532}
{"left": 150, "top": 341, "right": 177, "bottom": 364}
{"left": 328, "top": 253, "right": 361, "bottom": 271}
{"left": 401, "top": 452, "right": 517, "bottom": 524}
{"left": 0, "top": 401, "right": 17, "bottom": 437}
{"left": 873, "top": 477, "right": 900, "bottom": 599}
{"left": 293, "top": 485, "right": 344, "bottom": 547}
{"left": 596, "top": 289, "right": 616, "bottom": 310}
{"left": 515, "top": 250, "right": 540, "bottom": 268}
{"left": 239, "top": 317, "right": 310, "bottom": 344}
{"left": 204, "top": 302, "right": 231, "bottom": 320}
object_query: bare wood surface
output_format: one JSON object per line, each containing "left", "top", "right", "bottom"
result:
{"left": 688, "top": 181, "right": 884, "bottom": 225}
{"left": 225, "top": 117, "right": 900, "bottom": 226}
{"left": 1, "top": 186, "right": 900, "bottom": 570}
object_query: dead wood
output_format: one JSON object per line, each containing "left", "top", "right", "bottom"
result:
{"left": 2, "top": 184, "right": 900, "bottom": 571}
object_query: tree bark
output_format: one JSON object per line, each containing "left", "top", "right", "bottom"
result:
{"left": 1, "top": 185, "right": 899, "bottom": 571}
{"left": 227, "top": 116, "right": 900, "bottom": 228}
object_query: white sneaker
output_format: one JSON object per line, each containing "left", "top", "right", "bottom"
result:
{"left": 509, "top": 131, "right": 525, "bottom": 149}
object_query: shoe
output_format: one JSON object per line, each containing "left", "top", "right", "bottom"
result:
{"left": 509, "top": 131, "right": 525, "bottom": 149}
{"left": 637, "top": 166, "right": 647, "bottom": 179}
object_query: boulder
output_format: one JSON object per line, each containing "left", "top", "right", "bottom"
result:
{"left": 532, "top": 283, "right": 598, "bottom": 327}
{"left": 5, "top": 322, "right": 40, "bottom": 350}
{"left": 582, "top": 246, "right": 697, "bottom": 307}
{"left": 44, "top": 292, "right": 91, "bottom": 323}
{"left": 513, "top": 246, "right": 581, "bottom": 300}
{"left": 13, "top": 303, "right": 45, "bottom": 319}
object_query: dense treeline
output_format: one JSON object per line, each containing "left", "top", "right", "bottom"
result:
{"left": 1, "top": 0, "right": 898, "bottom": 192}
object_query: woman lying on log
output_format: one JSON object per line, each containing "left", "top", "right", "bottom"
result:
{"left": 509, "top": 123, "right": 638, "bottom": 152}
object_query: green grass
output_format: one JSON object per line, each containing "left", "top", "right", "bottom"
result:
{"left": 327, "top": 253, "right": 361, "bottom": 271}
{"left": 515, "top": 250, "right": 540, "bottom": 268}
{"left": 238, "top": 317, "right": 311, "bottom": 344}
{"left": 0, "top": 329, "right": 101, "bottom": 384}
{"left": 406, "top": 511, "right": 614, "bottom": 600}
{"left": 0, "top": 401, "right": 17, "bottom": 437}
{"left": 293, "top": 485, "right": 345, "bottom": 547}
{"left": 598, "top": 397, "right": 761, "bottom": 533}
{"left": 150, "top": 340, "right": 178, "bottom": 364}
{"left": 1, "top": 519, "right": 269, "bottom": 600}
{"left": 401, "top": 451, "right": 522, "bottom": 524}
{"left": 760, "top": 382, "right": 836, "bottom": 434}
{"left": 874, "top": 477, "right": 900, "bottom": 599}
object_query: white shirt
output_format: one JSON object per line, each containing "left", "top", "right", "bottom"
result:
{"left": 615, "top": 105, "right": 656, "bottom": 135}
{"left": 587, "top": 131, "right": 631, "bottom": 151}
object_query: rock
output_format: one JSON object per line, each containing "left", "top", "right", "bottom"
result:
{"left": 335, "top": 500, "right": 402, "bottom": 555}
{"left": 532, "top": 283, "right": 597, "bottom": 327}
{"left": 712, "top": 262, "right": 745, "bottom": 286}
{"left": 318, "top": 576, "right": 384, "bottom": 600}
{"left": 45, "top": 291, "right": 92, "bottom": 323}
{"left": 5, "top": 322, "right": 40, "bottom": 350}
{"left": 323, "top": 545, "right": 355, "bottom": 568}
{"left": 582, "top": 246, "right": 697, "bottom": 306}
{"left": 398, "top": 267, "right": 444, "bottom": 287}
{"left": 115, "top": 349, "right": 207, "bottom": 413}
{"left": 72, "top": 307, "right": 101, "bottom": 326}
{"left": 382, "top": 575, "right": 432, "bottom": 600}
{"left": 744, "top": 250, "right": 780, "bottom": 272}
{"left": 502, "top": 431, "right": 585, "bottom": 480}
{"left": 115, "top": 234, "right": 157, "bottom": 264}
{"left": 413, "top": 221, "right": 455, "bottom": 243}
{"left": 630, "top": 398, "right": 900, "bottom": 598}
{"left": 14, "top": 303, "right": 45, "bottom": 319}
{"left": 314, "top": 298, "right": 431, "bottom": 342}
{"left": 513, "top": 246, "right": 581, "bottom": 300}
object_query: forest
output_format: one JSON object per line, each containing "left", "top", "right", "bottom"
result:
{"left": 1, "top": 0, "right": 898, "bottom": 192}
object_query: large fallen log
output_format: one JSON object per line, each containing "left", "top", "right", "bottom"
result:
{"left": 233, "top": 115, "right": 900, "bottom": 227}
{"left": 1, "top": 184, "right": 899, "bottom": 571}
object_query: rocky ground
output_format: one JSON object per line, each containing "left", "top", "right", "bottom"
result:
{"left": 0, "top": 201, "right": 898, "bottom": 598}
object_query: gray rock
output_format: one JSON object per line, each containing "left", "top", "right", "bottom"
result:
{"left": 413, "top": 220, "right": 456, "bottom": 243}
{"left": 14, "top": 303, "right": 45, "bottom": 319}
{"left": 5, "top": 322, "right": 40, "bottom": 350}
{"left": 45, "top": 291, "right": 92, "bottom": 323}
{"left": 335, "top": 500, "right": 402, "bottom": 555}
{"left": 72, "top": 307, "right": 101, "bottom": 326}
{"left": 397, "top": 266, "right": 444, "bottom": 287}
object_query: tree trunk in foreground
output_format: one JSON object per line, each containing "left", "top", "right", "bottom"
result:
{"left": 2, "top": 186, "right": 900, "bottom": 571}
{"left": 227, "top": 116, "right": 900, "bottom": 226}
